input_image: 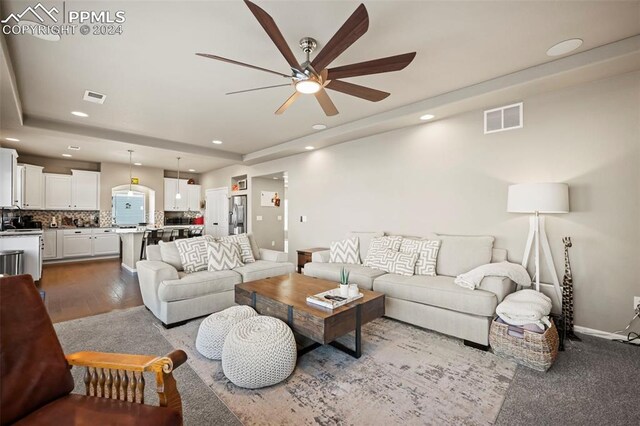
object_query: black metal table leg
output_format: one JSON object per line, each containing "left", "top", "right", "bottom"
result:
{"left": 328, "top": 304, "right": 362, "bottom": 359}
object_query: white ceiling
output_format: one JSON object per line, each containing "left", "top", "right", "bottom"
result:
{"left": 1, "top": 0, "right": 639, "bottom": 171}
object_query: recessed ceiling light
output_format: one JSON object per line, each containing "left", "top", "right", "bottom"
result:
{"left": 305, "top": 146, "right": 314, "bottom": 150}
{"left": 212, "top": 140, "right": 223, "bottom": 145}
{"left": 420, "top": 114, "right": 435, "bottom": 121}
{"left": 67, "top": 145, "right": 80, "bottom": 150}
{"left": 273, "top": 177, "right": 278, "bottom": 179}
{"left": 134, "top": 162, "right": 142, "bottom": 166}
{"left": 5, "top": 137, "right": 20, "bottom": 142}
{"left": 312, "top": 124, "right": 327, "bottom": 130}
{"left": 62, "top": 154, "right": 72, "bottom": 157}
{"left": 546, "top": 38, "right": 583, "bottom": 57}
{"left": 188, "top": 169, "right": 196, "bottom": 172}
{"left": 71, "top": 111, "right": 89, "bottom": 117}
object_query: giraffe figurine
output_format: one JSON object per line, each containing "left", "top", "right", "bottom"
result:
{"left": 562, "top": 236, "right": 581, "bottom": 341}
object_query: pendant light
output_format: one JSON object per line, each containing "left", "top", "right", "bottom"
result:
{"left": 127, "top": 150, "right": 134, "bottom": 196}
{"left": 175, "top": 157, "right": 182, "bottom": 200}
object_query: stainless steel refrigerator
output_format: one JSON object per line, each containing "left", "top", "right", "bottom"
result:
{"left": 229, "top": 195, "right": 246, "bottom": 235}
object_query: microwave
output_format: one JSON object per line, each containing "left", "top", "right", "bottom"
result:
{"left": 238, "top": 179, "right": 247, "bottom": 190}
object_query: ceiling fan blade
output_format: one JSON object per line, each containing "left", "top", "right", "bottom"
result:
{"left": 244, "top": 0, "right": 302, "bottom": 71}
{"left": 275, "top": 92, "right": 300, "bottom": 115}
{"left": 226, "top": 83, "right": 292, "bottom": 95}
{"left": 325, "top": 80, "right": 389, "bottom": 102}
{"left": 314, "top": 88, "right": 339, "bottom": 116}
{"left": 196, "top": 53, "right": 290, "bottom": 78}
{"left": 327, "top": 52, "right": 417, "bottom": 80}
{"left": 311, "top": 4, "right": 369, "bottom": 72}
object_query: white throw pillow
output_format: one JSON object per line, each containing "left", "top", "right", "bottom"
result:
{"left": 346, "top": 231, "right": 384, "bottom": 262}
{"left": 435, "top": 235, "right": 495, "bottom": 277}
{"left": 207, "top": 241, "right": 244, "bottom": 271}
{"left": 174, "top": 235, "right": 215, "bottom": 273}
{"left": 158, "top": 241, "right": 183, "bottom": 271}
{"left": 364, "top": 236, "right": 403, "bottom": 267}
{"left": 400, "top": 239, "right": 441, "bottom": 276}
{"left": 220, "top": 234, "right": 255, "bottom": 264}
{"left": 329, "top": 237, "right": 360, "bottom": 264}
{"left": 367, "top": 249, "right": 417, "bottom": 276}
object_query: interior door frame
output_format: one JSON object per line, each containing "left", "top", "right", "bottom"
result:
{"left": 205, "top": 187, "right": 229, "bottom": 237}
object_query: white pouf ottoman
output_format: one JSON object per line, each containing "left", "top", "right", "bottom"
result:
{"left": 195, "top": 305, "right": 257, "bottom": 360}
{"left": 222, "top": 316, "right": 297, "bottom": 389}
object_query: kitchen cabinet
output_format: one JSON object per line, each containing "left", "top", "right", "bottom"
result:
{"left": 45, "top": 174, "right": 73, "bottom": 209}
{"left": 21, "top": 164, "right": 44, "bottom": 209}
{"left": 0, "top": 148, "right": 18, "bottom": 207}
{"left": 71, "top": 170, "right": 100, "bottom": 210}
{"left": 164, "top": 178, "right": 200, "bottom": 211}
{"left": 62, "top": 229, "right": 93, "bottom": 257}
{"left": 44, "top": 171, "right": 100, "bottom": 210}
{"left": 0, "top": 233, "right": 42, "bottom": 280}
{"left": 43, "top": 229, "right": 58, "bottom": 259}
{"left": 92, "top": 229, "right": 120, "bottom": 256}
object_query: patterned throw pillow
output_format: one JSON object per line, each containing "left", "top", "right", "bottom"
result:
{"left": 175, "top": 235, "right": 215, "bottom": 273}
{"left": 367, "top": 249, "right": 418, "bottom": 276}
{"left": 400, "top": 239, "right": 441, "bottom": 276}
{"left": 220, "top": 234, "right": 255, "bottom": 264}
{"left": 329, "top": 237, "right": 360, "bottom": 264}
{"left": 207, "top": 241, "right": 244, "bottom": 271}
{"left": 364, "top": 236, "right": 403, "bottom": 267}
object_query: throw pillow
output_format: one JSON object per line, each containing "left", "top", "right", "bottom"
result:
{"left": 207, "top": 241, "right": 244, "bottom": 271}
{"left": 158, "top": 241, "right": 183, "bottom": 271}
{"left": 400, "top": 239, "right": 441, "bottom": 276}
{"left": 346, "top": 231, "right": 384, "bottom": 262}
{"left": 435, "top": 234, "right": 495, "bottom": 277}
{"left": 174, "top": 235, "right": 215, "bottom": 273}
{"left": 329, "top": 237, "right": 360, "bottom": 264}
{"left": 367, "top": 249, "right": 418, "bottom": 276}
{"left": 364, "top": 236, "right": 403, "bottom": 267}
{"left": 220, "top": 234, "right": 255, "bottom": 264}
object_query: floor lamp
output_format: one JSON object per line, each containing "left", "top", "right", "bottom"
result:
{"left": 507, "top": 183, "right": 569, "bottom": 303}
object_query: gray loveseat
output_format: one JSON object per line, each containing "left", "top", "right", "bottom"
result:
{"left": 304, "top": 232, "right": 516, "bottom": 346}
{"left": 137, "top": 235, "right": 294, "bottom": 327}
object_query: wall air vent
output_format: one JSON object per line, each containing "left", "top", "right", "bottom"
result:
{"left": 83, "top": 90, "right": 106, "bottom": 104}
{"left": 484, "top": 102, "right": 523, "bottom": 134}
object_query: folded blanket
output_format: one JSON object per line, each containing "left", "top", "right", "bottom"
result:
{"left": 454, "top": 261, "right": 532, "bottom": 290}
{"left": 496, "top": 289, "right": 552, "bottom": 329}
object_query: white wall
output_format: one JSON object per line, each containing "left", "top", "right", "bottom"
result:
{"left": 201, "top": 71, "right": 640, "bottom": 333}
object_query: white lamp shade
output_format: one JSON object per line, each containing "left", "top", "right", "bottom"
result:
{"left": 507, "top": 183, "right": 569, "bottom": 213}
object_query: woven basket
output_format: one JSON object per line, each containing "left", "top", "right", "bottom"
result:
{"left": 489, "top": 318, "right": 559, "bottom": 372}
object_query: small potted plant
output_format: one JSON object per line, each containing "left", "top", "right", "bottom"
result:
{"left": 339, "top": 267, "right": 350, "bottom": 297}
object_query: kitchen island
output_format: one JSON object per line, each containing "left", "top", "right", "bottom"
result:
{"left": 117, "top": 225, "right": 204, "bottom": 273}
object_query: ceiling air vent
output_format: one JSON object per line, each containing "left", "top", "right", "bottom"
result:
{"left": 484, "top": 102, "right": 523, "bottom": 134}
{"left": 83, "top": 90, "right": 106, "bottom": 104}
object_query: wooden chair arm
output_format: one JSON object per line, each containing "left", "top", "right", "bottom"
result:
{"left": 66, "top": 350, "right": 187, "bottom": 374}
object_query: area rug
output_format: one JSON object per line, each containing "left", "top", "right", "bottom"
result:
{"left": 160, "top": 314, "right": 516, "bottom": 425}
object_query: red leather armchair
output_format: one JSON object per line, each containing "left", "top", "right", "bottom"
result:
{"left": 0, "top": 275, "right": 187, "bottom": 425}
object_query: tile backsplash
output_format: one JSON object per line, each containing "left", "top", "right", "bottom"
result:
{"left": 16, "top": 210, "right": 100, "bottom": 227}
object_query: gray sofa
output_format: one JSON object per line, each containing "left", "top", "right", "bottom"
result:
{"left": 137, "top": 236, "right": 294, "bottom": 327}
{"left": 304, "top": 232, "right": 516, "bottom": 346}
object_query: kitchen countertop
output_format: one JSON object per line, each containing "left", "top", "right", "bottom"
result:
{"left": 116, "top": 225, "right": 204, "bottom": 234}
{"left": 0, "top": 230, "right": 44, "bottom": 236}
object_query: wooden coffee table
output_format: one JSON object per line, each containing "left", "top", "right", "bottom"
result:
{"left": 235, "top": 274, "right": 385, "bottom": 358}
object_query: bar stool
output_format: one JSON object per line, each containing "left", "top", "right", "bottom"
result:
{"left": 170, "top": 228, "right": 189, "bottom": 241}
{"left": 140, "top": 229, "right": 165, "bottom": 260}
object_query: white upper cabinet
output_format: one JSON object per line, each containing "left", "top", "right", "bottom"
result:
{"left": 0, "top": 148, "right": 18, "bottom": 208}
{"left": 71, "top": 170, "right": 100, "bottom": 210}
{"left": 21, "top": 164, "right": 44, "bottom": 209}
{"left": 164, "top": 178, "right": 200, "bottom": 211}
{"left": 45, "top": 174, "right": 73, "bottom": 209}
{"left": 44, "top": 170, "right": 100, "bottom": 211}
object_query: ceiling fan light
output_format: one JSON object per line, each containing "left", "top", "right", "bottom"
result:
{"left": 296, "top": 80, "right": 321, "bottom": 94}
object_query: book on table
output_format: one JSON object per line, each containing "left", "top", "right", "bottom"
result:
{"left": 306, "top": 288, "right": 363, "bottom": 310}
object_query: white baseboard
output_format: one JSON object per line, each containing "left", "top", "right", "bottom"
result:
{"left": 574, "top": 325, "right": 639, "bottom": 345}
{"left": 121, "top": 263, "right": 137, "bottom": 274}
{"left": 44, "top": 255, "right": 119, "bottom": 264}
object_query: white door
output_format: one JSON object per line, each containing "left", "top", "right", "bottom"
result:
{"left": 23, "top": 165, "right": 44, "bottom": 209}
{"left": 72, "top": 170, "right": 100, "bottom": 210}
{"left": 205, "top": 187, "right": 229, "bottom": 238}
{"left": 43, "top": 230, "right": 57, "bottom": 259}
{"left": 45, "top": 174, "right": 72, "bottom": 209}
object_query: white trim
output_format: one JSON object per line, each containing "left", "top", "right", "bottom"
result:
{"left": 574, "top": 325, "right": 639, "bottom": 345}
{"left": 120, "top": 262, "right": 137, "bottom": 274}
{"left": 44, "top": 255, "right": 119, "bottom": 264}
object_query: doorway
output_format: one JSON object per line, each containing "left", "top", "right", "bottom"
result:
{"left": 251, "top": 172, "right": 287, "bottom": 252}
{"left": 205, "top": 187, "right": 229, "bottom": 238}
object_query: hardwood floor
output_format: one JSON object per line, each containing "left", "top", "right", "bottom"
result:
{"left": 38, "top": 259, "right": 143, "bottom": 323}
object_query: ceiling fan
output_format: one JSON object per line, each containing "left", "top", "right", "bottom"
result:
{"left": 196, "top": 0, "right": 416, "bottom": 116}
